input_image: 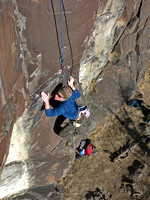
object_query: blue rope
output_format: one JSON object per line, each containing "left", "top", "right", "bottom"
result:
{"left": 60, "top": 0, "right": 65, "bottom": 85}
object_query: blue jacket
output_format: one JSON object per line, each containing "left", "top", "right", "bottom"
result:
{"left": 45, "top": 89, "right": 81, "bottom": 120}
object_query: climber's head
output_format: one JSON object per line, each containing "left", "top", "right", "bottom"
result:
{"left": 54, "top": 86, "right": 72, "bottom": 101}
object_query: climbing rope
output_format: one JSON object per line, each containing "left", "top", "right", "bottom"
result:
{"left": 50, "top": 0, "right": 62, "bottom": 59}
{"left": 50, "top": 0, "right": 65, "bottom": 85}
{"left": 60, "top": 0, "right": 65, "bottom": 85}
{"left": 50, "top": 0, "right": 75, "bottom": 85}
{"left": 61, "top": 0, "right": 74, "bottom": 76}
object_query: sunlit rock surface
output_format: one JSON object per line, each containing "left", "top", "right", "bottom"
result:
{"left": 0, "top": 0, "right": 150, "bottom": 198}
{"left": 86, "top": 0, "right": 150, "bottom": 125}
{"left": 0, "top": 0, "right": 98, "bottom": 198}
{"left": 79, "top": 0, "right": 142, "bottom": 94}
{"left": 79, "top": 0, "right": 126, "bottom": 93}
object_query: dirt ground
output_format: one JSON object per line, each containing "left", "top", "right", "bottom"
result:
{"left": 58, "top": 102, "right": 150, "bottom": 200}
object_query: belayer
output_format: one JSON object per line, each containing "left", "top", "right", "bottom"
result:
{"left": 41, "top": 76, "right": 90, "bottom": 143}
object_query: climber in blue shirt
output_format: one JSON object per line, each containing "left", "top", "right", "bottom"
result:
{"left": 41, "top": 76, "right": 90, "bottom": 142}
{"left": 41, "top": 76, "right": 81, "bottom": 120}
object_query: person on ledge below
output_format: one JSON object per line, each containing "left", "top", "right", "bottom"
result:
{"left": 41, "top": 76, "right": 81, "bottom": 140}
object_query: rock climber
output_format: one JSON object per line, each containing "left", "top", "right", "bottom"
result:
{"left": 41, "top": 76, "right": 81, "bottom": 121}
{"left": 41, "top": 76, "right": 90, "bottom": 144}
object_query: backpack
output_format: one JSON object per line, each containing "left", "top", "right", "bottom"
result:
{"left": 86, "top": 144, "right": 93, "bottom": 155}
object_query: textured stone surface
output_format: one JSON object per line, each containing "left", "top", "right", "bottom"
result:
{"left": 0, "top": 0, "right": 99, "bottom": 198}
{"left": 15, "top": 0, "right": 99, "bottom": 93}
{"left": 5, "top": 183, "right": 64, "bottom": 200}
{"left": 119, "top": 16, "right": 139, "bottom": 57}
{"left": 87, "top": 49, "right": 142, "bottom": 124}
{"left": 0, "top": 161, "right": 28, "bottom": 199}
{"left": 113, "top": 0, "right": 142, "bottom": 46}
{"left": 79, "top": 0, "right": 143, "bottom": 94}
{"left": 86, "top": 0, "right": 149, "bottom": 126}
{"left": 0, "top": 0, "right": 25, "bottom": 177}
{"left": 79, "top": 0, "right": 127, "bottom": 94}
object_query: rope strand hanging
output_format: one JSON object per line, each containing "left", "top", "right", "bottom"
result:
{"left": 50, "top": 0, "right": 75, "bottom": 85}
{"left": 60, "top": 0, "right": 65, "bottom": 85}
{"left": 50, "top": 0, "right": 85, "bottom": 104}
{"left": 61, "top": 0, "right": 74, "bottom": 76}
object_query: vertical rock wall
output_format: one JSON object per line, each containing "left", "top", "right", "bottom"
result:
{"left": 79, "top": 0, "right": 143, "bottom": 95}
{"left": 86, "top": 0, "right": 150, "bottom": 127}
{"left": 79, "top": 0, "right": 126, "bottom": 94}
{"left": 0, "top": 0, "right": 99, "bottom": 198}
{"left": 0, "top": 0, "right": 26, "bottom": 176}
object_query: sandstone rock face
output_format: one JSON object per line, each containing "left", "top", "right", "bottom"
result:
{"left": 0, "top": 0, "right": 150, "bottom": 198}
{"left": 86, "top": 0, "right": 150, "bottom": 124}
{"left": 79, "top": 0, "right": 143, "bottom": 94}
{"left": 0, "top": 0, "right": 26, "bottom": 177}
{"left": 3, "top": 183, "right": 64, "bottom": 200}
{"left": 0, "top": 0, "right": 99, "bottom": 198}
{"left": 79, "top": 0, "right": 127, "bottom": 94}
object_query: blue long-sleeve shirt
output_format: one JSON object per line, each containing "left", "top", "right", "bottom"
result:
{"left": 45, "top": 89, "right": 81, "bottom": 120}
